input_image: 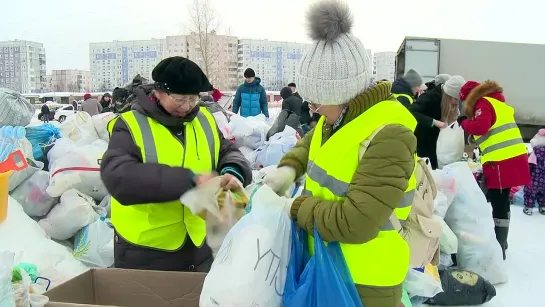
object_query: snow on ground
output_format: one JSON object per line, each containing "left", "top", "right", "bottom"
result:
{"left": 483, "top": 206, "right": 545, "bottom": 306}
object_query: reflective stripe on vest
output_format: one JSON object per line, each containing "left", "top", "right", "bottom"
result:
{"left": 304, "top": 100, "right": 416, "bottom": 287}
{"left": 393, "top": 93, "right": 414, "bottom": 104}
{"left": 302, "top": 160, "right": 415, "bottom": 230}
{"left": 473, "top": 97, "right": 527, "bottom": 164}
{"left": 108, "top": 107, "right": 220, "bottom": 251}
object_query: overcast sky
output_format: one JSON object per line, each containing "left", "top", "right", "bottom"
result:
{"left": 1, "top": 0, "right": 540, "bottom": 72}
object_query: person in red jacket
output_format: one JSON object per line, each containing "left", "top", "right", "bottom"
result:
{"left": 457, "top": 80, "right": 530, "bottom": 260}
{"left": 210, "top": 87, "right": 223, "bottom": 103}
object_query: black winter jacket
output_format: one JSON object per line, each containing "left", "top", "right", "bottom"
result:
{"left": 409, "top": 85, "right": 443, "bottom": 169}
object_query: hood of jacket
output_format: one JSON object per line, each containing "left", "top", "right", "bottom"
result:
{"left": 463, "top": 80, "right": 505, "bottom": 118}
{"left": 391, "top": 78, "right": 413, "bottom": 96}
{"left": 243, "top": 77, "right": 262, "bottom": 88}
{"left": 131, "top": 85, "right": 199, "bottom": 128}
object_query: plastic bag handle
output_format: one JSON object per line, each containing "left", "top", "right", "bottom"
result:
{"left": 34, "top": 277, "right": 51, "bottom": 291}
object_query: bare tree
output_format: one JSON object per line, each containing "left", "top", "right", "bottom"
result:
{"left": 187, "top": 0, "right": 224, "bottom": 87}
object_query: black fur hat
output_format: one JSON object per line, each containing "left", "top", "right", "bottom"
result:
{"left": 152, "top": 56, "right": 211, "bottom": 95}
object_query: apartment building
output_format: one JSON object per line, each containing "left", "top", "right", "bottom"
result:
{"left": 47, "top": 69, "right": 90, "bottom": 92}
{"left": 237, "top": 39, "right": 311, "bottom": 91}
{"left": 89, "top": 39, "right": 164, "bottom": 91}
{"left": 0, "top": 40, "right": 47, "bottom": 93}
{"left": 373, "top": 51, "right": 396, "bottom": 82}
{"left": 165, "top": 33, "right": 239, "bottom": 90}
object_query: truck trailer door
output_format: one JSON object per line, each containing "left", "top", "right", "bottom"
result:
{"left": 402, "top": 38, "right": 440, "bottom": 83}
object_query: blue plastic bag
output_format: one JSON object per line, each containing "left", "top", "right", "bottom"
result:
{"left": 25, "top": 124, "right": 60, "bottom": 161}
{"left": 283, "top": 223, "right": 363, "bottom": 307}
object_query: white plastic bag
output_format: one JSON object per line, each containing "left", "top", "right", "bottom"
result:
{"left": 98, "top": 195, "right": 111, "bottom": 218}
{"left": 47, "top": 142, "right": 107, "bottom": 199}
{"left": 0, "top": 251, "right": 15, "bottom": 307}
{"left": 431, "top": 169, "right": 457, "bottom": 219}
{"left": 433, "top": 215, "right": 458, "bottom": 254}
{"left": 443, "top": 162, "right": 507, "bottom": 284}
{"left": 11, "top": 170, "right": 57, "bottom": 217}
{"left": 431, "top": 169, "right": 457, "bottom": 205}
{"left": 73, "top": 218, "right": 114, "bottom": 268}
{"left": 0, "top": 88, "right": 35, "bottom": 127}
{"left": 238, "top": 146, "right": 257, "bottom": 165}
{"left": 200, "top": 185, "right": 291, "bottom": 307}
{"left": 229, "top": 114, "right": 270, "bottom": 150}
{"left": 404, "top": 267, "right": 443, "bottom": 298}
{"left": 38, "top": 189, "right": 100, "bottom": 240}
{"left": 254, "top": 126, "right": 298, "bottom": 169}
{"left": 212, "top": 111, "right": 231, "bottom": 139}
{"left": 180, "top": 177, "right": 247, "bottom": 256}
{"left": 436, "top": 122, "right": 465, "bottom": 168}
{"left": 8, "top": 138, "right": 43, "bottom": 192}
{"left": 46, "top": 138, "right": 76, "bottom": 165}
{"left": 91, "top": 112, "right": 116, "bottom": 142}
{"left": 58, "top": 112, "right": 100, "bottom": 146}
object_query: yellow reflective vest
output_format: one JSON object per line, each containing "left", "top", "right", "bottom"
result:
{"left": 107, "top": 107, "right": 220, "bottom": 251}
{"left": 302, "top": 100, "right": 417, "bottom": 287}
{"left": 474, "top": 97, "right": 527, "bottom": 165}
{"left": 393, "top": 93, "right": 414, "bottom": 104}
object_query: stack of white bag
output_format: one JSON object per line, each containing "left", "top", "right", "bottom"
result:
{"left": 229, "top": 114, "right": 270, "bottom": 150}
{"left": 253, "top": 126, "right": 298, "bottom": 169}
{"left": 200, "top": 185, "right": 291, "bottom": 307}
{"left": 38, "top": 189, "right": 103, "bottom": 241}
{"left": 91, "top": 112, "right": 116, "bottom": 142}
{"left": 442, "top": 162, "right": 507, "bottom": 284}
{"left": 58, "top": 112, "right": 101, "bottom": 146}
{"left": 0, "top": 197, "right": 88, "bottom": 288}
{"left": 46, "top": 138, "right": 108, "bottom": 200}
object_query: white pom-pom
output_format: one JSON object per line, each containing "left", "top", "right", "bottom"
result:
{"left": 307, "top": 0, "right": 353, "bottom": 42}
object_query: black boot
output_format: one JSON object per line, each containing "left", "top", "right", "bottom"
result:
{"left": 494, "top": 226, "right": 509, "bottom": 260}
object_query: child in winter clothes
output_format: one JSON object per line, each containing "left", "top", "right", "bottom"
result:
{"left": 524, "top": 129, "right": 545, "bottom": 215}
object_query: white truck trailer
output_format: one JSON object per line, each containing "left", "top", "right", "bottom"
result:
{"left": 395, "top": 37, "right": 545, "bottom": 139}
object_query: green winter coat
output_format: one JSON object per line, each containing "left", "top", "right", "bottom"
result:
{"left": 278, "top": 81, "right": 417, "bottom": 307}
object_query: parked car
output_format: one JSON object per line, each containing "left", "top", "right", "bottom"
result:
{"left": 53, "top": 105, "right": 76, "bottom": 123}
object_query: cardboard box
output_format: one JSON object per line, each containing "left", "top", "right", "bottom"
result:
{"left": 45, "top": 269, "right": 206, "bottom": 307}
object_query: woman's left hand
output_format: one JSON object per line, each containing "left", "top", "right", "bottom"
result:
{"left": 220, "top": 174, "right": 241, "bottom": 191}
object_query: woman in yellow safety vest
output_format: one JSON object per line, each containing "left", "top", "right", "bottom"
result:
{"left": 457, "top": 80, "right": 530, "bottom": 260}
{"left": 100, "top": 56, "right": 252, "bottom": 272}
{"left": 263, "top": 1, "right": 417, "bottom": 306}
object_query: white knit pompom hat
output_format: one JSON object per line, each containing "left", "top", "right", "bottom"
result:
{"left": 296, "top": 0, "right": 371, "bottom": 106}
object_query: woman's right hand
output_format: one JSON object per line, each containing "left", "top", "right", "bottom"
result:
{"left": 434, "top": 120, "right": 447, "bottom": 129}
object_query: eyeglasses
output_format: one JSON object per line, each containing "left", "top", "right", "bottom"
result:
{"left": 169, "top": 95, "right": 198, "bottom": 108}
